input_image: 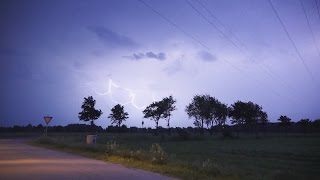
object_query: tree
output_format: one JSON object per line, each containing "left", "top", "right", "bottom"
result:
{"left": 229, "top": 101, "right": 267, "bottom": 136}
{"left": 78, "top": 96, "right": 102, "bottom": 126}
{"left": 228, "top": 101, "right": 247, "bottom": 137}
{"left": 143, "top": 96, "right": 177, "bottom": 135}
{"left": 185, "top": 95, "right": 213, "bottom": 135}
{"left": 249, "top": 103, "right": 268, "bottom": 136}
{"left": 245, "top": 102, "right": 268, "bottom": 135}
{"left": 159, "top": 95, "right": 177, "bottom": 135}
{"left": 208, "top": 98, "right": 228, "bottom": 135}
{"left": 277, "top": 115, "right": 291, "bottom": 133}
{"left": 257, "top": 111, "right": 268, "bottom": 125}
{"left": 143, "top": 101, "right": 163, "bottom": 135}
{"left": 108, "top": 104, "right": 129, "bottom": 133}
{"left": 297, "top": 118, "right": 311, "bottom": 134}
{"left": 313, "top": 119, "right": 320, "bottom": 129}
{"left": 257, "top": 110, "right": 268, "bottom": 134}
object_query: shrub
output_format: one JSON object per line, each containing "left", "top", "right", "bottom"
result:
{"left": 202, "top": 159, "right": 221, "bottom": 176}
{"left": 150, "top": 143, "right": 168, "bottom": 164}
{"left": 130, "top": 149, "right": 148, "bottom": 161}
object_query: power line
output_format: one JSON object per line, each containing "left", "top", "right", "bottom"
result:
{"left": 268, "top": 0, "right": 318, "bottom": 85}
{"left": 185, "top": 0, "right": 245, "bottom": 58}
{"left": 137, "top": 0, "right": 295, "bottom": 102}
{"left": 186, "top": 0, "right": 291, "bottom": 89}
{"left": 194, "top": 0, "right": 302, "bottom": 90}
{"left": 137, "top": 0, "right": 241, "bottom": 71}
{"left": 300, "top": 0, "right": 320, "bottom": 57}
{"left": 194, "top": 0, "right": 248, "bottom": 51}
{"left": 137, "top": 0, "right": 210, "bottom": 52}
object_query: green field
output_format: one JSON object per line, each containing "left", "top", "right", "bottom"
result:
{"left": 31, "top": 133, "right": 320, "bottom": 180}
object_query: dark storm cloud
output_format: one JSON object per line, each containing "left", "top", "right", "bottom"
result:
{"left": 124, "top": 52, "right": 166, "bottom": 61}
{"left": 146, "top": 52, "right": 166, "bottom": 60}
{"left": 197, "top": 51, "right": 217, "bottom": 62}
{"left": 87, "top": 26, "right": 138, "bottom": 48}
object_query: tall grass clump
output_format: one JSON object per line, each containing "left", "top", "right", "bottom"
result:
{"left": 150, "top": 143, "right": 168, "bottom": 164}
{"left": 105, "top": 140, "right": 119, "bottom": 156}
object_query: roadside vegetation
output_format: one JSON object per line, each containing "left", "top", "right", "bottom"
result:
{"left": 31, "top": 133, "right": 320, "bottom": 180}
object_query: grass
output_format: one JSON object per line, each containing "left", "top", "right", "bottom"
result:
{"left": 30, "top": 133, "right": 320, "bottom": 180}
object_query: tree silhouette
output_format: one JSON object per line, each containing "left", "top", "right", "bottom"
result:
{"left": 229, "top": 101, "right": 267, "bottom": 136}
{"left": 297, "top": 118, "right": 310, "bottom": 134}
{"left": 228, "top": 101, "right": 247, "bottom": 137}
{"left": 108, "top": 104, "right": 129, "bottom": 133}
{"left": 257, "top": 110, "right": 268, "bottom": 134}
{"left": 207, "top": 97, "right": 228, "bottom": 135}
{"left": 143, "top": 96, "right": 177, "bottom": 135}
{"left": 313, "top": 119, "right": 320, "bottom": 129}
{"left": 78, "top": 96, "right": 102, "bottom": 126}
{"left": 159, "top": 95, "right": 177, "bottom": 135}
{"left": 278, "top": 115, "right": 291, "bottom": 134}
{"left": 245, "top": 102, "right": 268, "bottom": 135}
{"left": 143, "top": 101, "right": 162, "bottom": 135}
{"left": 185, "top": 95, "right": 213, "bottom": 135}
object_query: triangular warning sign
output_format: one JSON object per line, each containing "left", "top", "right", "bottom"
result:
{"left": 44, "top": 116, "right": 52, "bottom": 125}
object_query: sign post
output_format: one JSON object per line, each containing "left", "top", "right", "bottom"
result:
{"left": 43, "top": 116, "right": 52, "bottom": 135}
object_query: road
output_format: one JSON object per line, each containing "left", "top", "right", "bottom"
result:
{"left": 0, "top": 139, "right": 176, "bottom": 180}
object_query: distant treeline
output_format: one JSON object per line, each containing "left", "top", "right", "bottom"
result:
{"left": 1, "top": 120, "right": 320, "bottom": 134}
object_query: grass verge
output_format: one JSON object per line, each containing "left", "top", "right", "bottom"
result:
{"left": 30, "top": 133, "right": 320, "bottom": 180}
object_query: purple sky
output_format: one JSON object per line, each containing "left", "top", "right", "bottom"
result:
{"left": 1, "top": 0, "right": 320, "bottom": 128}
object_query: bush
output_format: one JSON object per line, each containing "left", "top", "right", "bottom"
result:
{"left": 150, "top": 143, "right": 168, "bottom": 164}
{"left": 130, "top": 149, "right": 149, "bottom": 161}
{"left": 202, "top": 159, "right": 221, "bottom": 176}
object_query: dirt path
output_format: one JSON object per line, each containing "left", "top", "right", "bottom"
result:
{"left": 0, "top": 139, "right": 176, "bottom": 180}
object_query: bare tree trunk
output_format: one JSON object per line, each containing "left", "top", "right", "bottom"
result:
{"left": 155, "top": 121, "right": 159, "bottom": 136}
{"left": 167, "top": 116, "right": 171, "bottom": 136}
{"left": 118, "top": 123, "right": 121, "bottom": 136}
{"left": 201, "top": 119, "right": 204, "bottom": 136}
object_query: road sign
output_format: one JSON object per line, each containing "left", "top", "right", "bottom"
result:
{"left": 44, "top": 116, "right": 52, "bottom": 125}
{"left": 43, "top": 116, "right": 53, "bottom": 135}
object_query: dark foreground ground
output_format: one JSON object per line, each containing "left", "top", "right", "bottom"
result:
{"left": 1, "top": 133, "right": 320, "bottom": 180}
{"left": 0, "top": 138, "right": 176, "bottom": 180}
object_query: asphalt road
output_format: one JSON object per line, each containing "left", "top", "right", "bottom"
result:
{"left": 0, "top": 139, "right": 176, "bottom": 180}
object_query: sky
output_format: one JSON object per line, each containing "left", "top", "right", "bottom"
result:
{"left": 1, "top": 0, "right": 320, "bottom": 128}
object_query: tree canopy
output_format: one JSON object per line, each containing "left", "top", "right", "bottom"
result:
{"left": 278, "top": 115, "right": 291, "bottom": 126}
{"left": 78, "top": 96, "right": 102, "bottom": 126}
{"left": 206, "top": 97, "right": 228, "bottom": 131}
{"left": 229, "top": 101, "right": 267, "bottom": 125}
{"left": 108, "top": 104, "right": 129, "bottom": 128}
{"left": 185, "top": 94, "right": 215, "bottom": 135}
{"left": 143, "top": 96, "right": 177, "bottom": 135}
{"left": 159, "top": 95, "right": 177, "bottom": 134}
{"left": 143, "top": 101, "right": 163, "bottom": 134}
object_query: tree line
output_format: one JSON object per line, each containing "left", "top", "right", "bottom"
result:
{"left": 77, "top": 95, "right": 320, "bottom": 136}
{"left": 2, "top": 121, "right": 320, "bottom": 134}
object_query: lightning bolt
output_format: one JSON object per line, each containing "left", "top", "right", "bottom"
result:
{"left": 90, "top": 79, "right": 156, "bottom": 110}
